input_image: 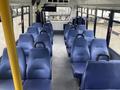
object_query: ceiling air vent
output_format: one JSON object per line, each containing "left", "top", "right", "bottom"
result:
{"left": 48, "top": 0, "right": 69, "bottom": 3}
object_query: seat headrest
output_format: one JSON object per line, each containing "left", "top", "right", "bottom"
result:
{"left": 96, "top": 54, "right": 110, "bottom": 61}
{"left": 74, "top": 36, "right": 88, "bottom": 47}
{"left": 40, "top": 30, "right": 48, "bottom": 35}
{"left": 76, "top": 25, "right": 86, "bottom": 31}
{"left": 34, "top": 42, "right": 46, "bottom": 48}
{"left": 29, "top": 48, "right": 50, "bottom": 60}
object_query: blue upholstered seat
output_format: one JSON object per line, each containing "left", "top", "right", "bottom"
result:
{"left": 80, "top": 60, "right": 120, "bottom": 90}
{"left": 17, "top": 34, "right": 34, "bottom": 56}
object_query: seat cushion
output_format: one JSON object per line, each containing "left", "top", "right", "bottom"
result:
{"left": 0, "top": 80, "right": 14, "bottom": 90}
{"left": 71, "top": 63, "right": 87, "bottom": 79}
{"left": 23, "top": 79, "right": 51, "bottom": 90}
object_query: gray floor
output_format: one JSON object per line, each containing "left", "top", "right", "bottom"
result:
{"left": 52, "top": 35, "right": 79, "bottom": 90}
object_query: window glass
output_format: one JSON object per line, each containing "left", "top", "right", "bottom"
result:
{"left": 24, "top": 14, "right": 29, "bottom": 32}
{"left": 84, "top": 8, "right": 87, "bottom": 13}
{"left": 103, "top": 10, "right": 110, "bottom": 18}
{"left": 24, "top": 7, "right": 27, "bottom": 13}
{"left": 12, "top": 9, "right": 17, "bottom": 17}
{"left": 0, "top": 23, "right": 6, "bottom": 56}
{"left": 18, "top": 8, "right": 21, "bottom": 15}
{"left": 13, "top": 16, "right": 22, "bottom": 41}
{"left": 97, "top": 10, "right": 102, "bottom": 17}
{"left": 89, "top": 9, "right": 92, "bottom": 14}
{"left": 78, "top": 8, "right": 81, "bottom": 16}
{"left": 92, "top": 10, "right": 95, "bottom": 15}
{"left": 88, "top": 10, "right": 95, "bottom": 30}
{"left": 46, "top": 7, "right": 71, "bottom": 21}
{"left": 95, "top": 18, "right": 108, "bottom": 39}
{"left": 109, "top": 22, "right": 120, "bottom": 55}
{"left": 114, "top": 13, "right": 120, "bottom": 22}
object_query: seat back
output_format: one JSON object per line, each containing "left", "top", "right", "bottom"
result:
{"left": 43, "top": 24, "right": 53, "bottom": 37}
{"left": 84, "top": 31, "right": 94, "bottom": 46}
{"left": 77, "top": 17, "right": 85, "bottom": 25}
{"left": 66, "top": 28, "right": 78, "bottom": 48}
{"left": 35, "top": 33, "right": 52, "bottom": 55}
{"left": 0, "top": 47, "right": 26, "bottom": 79}
{"left": 81, "top": 60, "right": 120, "bottom": 90}
{"left": 90, "top": 39, "right": 109, "bottom": 61}
{"left": 27, "top": 26, "right": 39, "bottom": 41}
{"left": 32, "top": 23, "right": 42, "bottom": 32}
{"left": 71, "top": 35, "right": 90, "bottom": 62}
{"left": 27, "top": 46, "right": 51, "bottom": 79}
{"left": 76, "top": 25, "right": 86, "bottom": 34}
{"left": 17, "top": 34, "right": 34, "bottom": 56}
{"left": 64, "top": 24, "right": 75, "bottom": 40}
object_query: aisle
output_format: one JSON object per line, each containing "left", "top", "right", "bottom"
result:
{"left": 52, "top": 35, "right": 79, "bottom": 90}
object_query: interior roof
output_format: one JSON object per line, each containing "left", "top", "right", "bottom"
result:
{"left": 10, "top": 0, "right": 120, "bottom": 10}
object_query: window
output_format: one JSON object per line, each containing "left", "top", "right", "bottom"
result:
{"left": 84, "top": 8, "right": 87, "bottom": 13}
{"left": 92, "top": 10, "right": 95, "bottom": 15}
{"left": 12, "top": 9, "right": 17, "bottom": 17}
{"left": 78, "top": 8, "right": 81, "bottom": 16}
{"left": 27, "top": 7, "right": 29, "bottom": 13}
{"left": 88, "top": 9, "right": 95, "bottom": 30}
{"left": 109, "top": 22, "right": 120, "bottom": 55}
{"left": 88, "top": 9, "right": 92, "bottom": 14}
{"left": 24, "top": 7, "right": 27, "bottom": 14}
{"left": 95, "top": 18, "right": 108, "bottom": 39}
{"left": 103, "top": 10, "right": 110, "bottom": 18}
{"left": 24, "top": 14, "right": 29, "bottom": 32}
{"left": 13, "top": 16, "right": 22, "bottom": 40}
{"left": 46, "top": 7, "right": 71, "bottom": 21}
{"left": 114, "top": 13, "right": 120, "bottom": 22}
{"left": 18, "top": 8, "right": 21, "bottom": 15}
{"left": 97, "top": 10, "right": 102, "bottom": 17}
{"left": 0, "top": 23, "right": 6, "bottom": 56}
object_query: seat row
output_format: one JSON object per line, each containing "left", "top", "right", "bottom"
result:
{"left": 63, "top": 17, "right": 120, "bottom": 90}
{"left": 64, "top": 22, "right": 94, "bottom": 57}
{"left": 0, "top": 21, "right": 53, "bottom": 90}
{"left": 71, "top": 35, "right": 109, "bottom": 80}
{"left": 64, "top": 17, "right": 109, "bottom": 78}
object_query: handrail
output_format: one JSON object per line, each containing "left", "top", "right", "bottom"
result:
{"left": 0, "top": 0, "right": 23, "bottom": 90}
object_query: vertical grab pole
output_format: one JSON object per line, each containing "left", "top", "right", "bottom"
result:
{"left": 0, "top": 0, "right": 23, "bottom": 90}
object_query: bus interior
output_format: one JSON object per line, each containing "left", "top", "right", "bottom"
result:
{"left": 0, "top": 0, "right": 120, "bottom": 90}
